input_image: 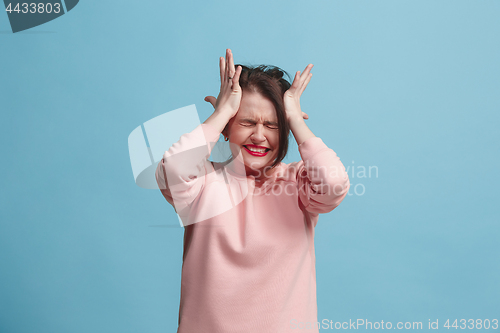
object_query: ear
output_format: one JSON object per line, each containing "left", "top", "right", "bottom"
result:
{"left": 221, "top": 122, "right": 230, "bottom": 139}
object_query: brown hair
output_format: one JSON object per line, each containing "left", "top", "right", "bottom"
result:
{"left": 224, "top": 64, "right": 292, "bottom": 169}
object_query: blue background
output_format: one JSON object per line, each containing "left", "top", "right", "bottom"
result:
{"left": 1, "top": 0, "right": 499, "bottom": 332}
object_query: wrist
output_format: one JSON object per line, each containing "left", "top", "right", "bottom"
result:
{"left": 214, "top": 106, "right": 236, "bottom": 117}
{"left": 203, "top": 108, "right": 234, "bottom": 133}
{"left": 288, "top": 116, "right": 315, "bottom": 146}
{"left": 287, "top": 116, "right": 305, "bottom": 127}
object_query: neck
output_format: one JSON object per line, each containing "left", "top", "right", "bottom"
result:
{"left": 245, "top": 165, "right": 278, "bottom": 181}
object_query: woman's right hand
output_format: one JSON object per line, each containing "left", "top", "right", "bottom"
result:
{"left": 204, "top": 49, "right": 243, "bottom": 118}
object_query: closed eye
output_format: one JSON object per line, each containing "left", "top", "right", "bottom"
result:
{"left": 240, "top": 120, "right": 277, "bottom": 129}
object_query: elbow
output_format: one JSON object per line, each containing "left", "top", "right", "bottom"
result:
{"left": 325, "top": 170, "right": 350, "bottom": 197}
{"left": 326, "top": 177, "right": 350, "bottom": 211}
{"left": 155, "top": 157, "right": 168, "bottom": 190}
{"left": 156, "top": 151, "right": 182, "bottom": 190}
{"left": 160, "top": 151, "right": 203, "bottom": 187}
{"left": 159, "top": 153, "right": 185, "bottom": 188}
{"left": 161, "top": 151, "right": 184, "bottom": 180}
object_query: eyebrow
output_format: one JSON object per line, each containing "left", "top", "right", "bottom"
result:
{"left": 240, "top": 118, "right": 278, "bottom": 126}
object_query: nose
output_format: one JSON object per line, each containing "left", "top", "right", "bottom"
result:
{"left": 251, "top": 124, "right": 266, "bottom": 143}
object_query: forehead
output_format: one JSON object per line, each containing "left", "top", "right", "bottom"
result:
{"left": 236, "top": 91, "right": 277, "bottom": 121}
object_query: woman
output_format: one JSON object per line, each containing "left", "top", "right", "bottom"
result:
{"left": 155, "top": 49, "right": 350, "bottom": 333}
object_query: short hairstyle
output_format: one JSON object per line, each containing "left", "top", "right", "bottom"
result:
{"left": 224, "top": 64, "right": 292, "bottom": 169}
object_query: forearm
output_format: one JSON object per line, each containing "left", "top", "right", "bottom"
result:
{"left": 203, "top": 108, "right": 234, "bottom": 134}
{"left": 156, "top": 121, "right": 221, "bottom": 210}
{"left": 297, "top": 135, "right": 351, "bottom": 214}
{"left": 157, "top": 108, "right": 231, "bottom": 194}
{"left": 289, "top": 117, "right": 316, "bottom": 146}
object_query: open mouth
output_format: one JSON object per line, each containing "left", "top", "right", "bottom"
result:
{"left": 243, "top": 145, "right": 270, "bottom": 156}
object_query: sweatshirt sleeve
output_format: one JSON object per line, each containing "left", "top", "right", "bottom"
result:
{"left": 155, "top": 123, "right": 222, "bottom": 213}
{"left": 295, "top": 137, "right": 350, "bottom": 214}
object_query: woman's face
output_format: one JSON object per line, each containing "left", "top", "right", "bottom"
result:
{"left": 225, "top": 90, "right": 280, "bottom": 179}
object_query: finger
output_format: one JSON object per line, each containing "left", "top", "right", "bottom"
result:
{"left": 204, "top": 96, "right": 217, "bottom": 108}
{"left": 225, "top": 49, "right": 232, "bottom": 82}
{"left": 298, "top": 73, "right": 313, "bottom": 96}
{"left": 302, "top": 112, "right": 309, "bottom": 119}
{"left": 232, "top": 65, "right": 243, "bottom": 89}
{"left": 227, "top": 49, "right": 236, "bottom": 78}
{"left": 299, "top": 64, "right": 314, "bottom": 85}
{"left": 220, "top": 56, "right": 226, "bottom": 84}
{"left": 290, "top": 71, "right": 301, "bottom": 91}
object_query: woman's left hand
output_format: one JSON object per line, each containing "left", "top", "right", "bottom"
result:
{"left": 283, "top": 64, "right": 313, "bottom": 123}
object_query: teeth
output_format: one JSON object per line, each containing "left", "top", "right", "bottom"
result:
{"left": 246, "top": 146, "right": 267, "bottom": 153}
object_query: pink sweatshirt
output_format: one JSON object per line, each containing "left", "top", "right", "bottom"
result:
{"left": 155, "top": 122, "right": 350, "bottom": 333}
